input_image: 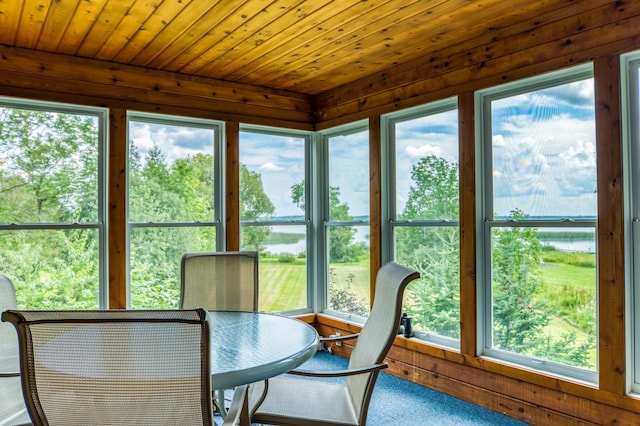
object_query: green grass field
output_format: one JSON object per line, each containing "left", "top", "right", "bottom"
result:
{"left": 258, "top": 248, "right": 597, "bottom": 367}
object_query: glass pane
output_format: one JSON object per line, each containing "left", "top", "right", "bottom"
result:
{"left": 0, "top": 108, "right": 99, "bottom": 223}
{"left": 328, "top": 225, "right": 370, "bottom": 317}
{"left": 0, "top": 229, "right": 100, "bottom": 309}
{"left": 239, "top": 131, "right": 306, "bottom": 221}
{"left": 491, "top": 226, "right": 596, "bottom": 371}
{"left": 395, "top": 109, "right": 459, "bottom": 220}
{"left": 395, "top": 226, "right": 460, "bottom": 339}
{"left": 491, "top": 78, "right": 596, "bottom": 218}
{"left": 128, "top": 120, "right": 215, "bottom": 223}
{"left": 328, "top": 130, "right": 369, "bottom": 219}
{"left": 242, "top": 224, "right": 308, "bottom": 312}
{"left": 129, "top": 226, "right": 216, "bottom": 309}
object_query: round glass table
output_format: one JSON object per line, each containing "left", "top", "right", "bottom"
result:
{"left": 208, "top": 311, "right": 319, "bottom": 389}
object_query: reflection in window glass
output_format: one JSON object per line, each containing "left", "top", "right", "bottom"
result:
{"left": 328, "top": 226, "right": 370, "bottom": 317}
{"left": 0, "top": 104, "right": 103, "bottom": 309}
{"left": 326, "top": 129, "right": 370, "bottom": 317}
{"left": 240, "top": 130, "right": 308, "bottom": 312}
{"left": 0, "top": 230, "right": 100, "bottom": 309}
{"left": 129, "top": 120, "right": 215, "bottom": 223}
{"left": 390, "top": 105, "right": 460, "bottom": 342}
{"left": 128, "top": 115, "right": 220, "bottom": 308}
{"left": 242, "top": 225, "right": 308, "bottom": 312}
{"left": 129, "top": 227, "right": 216, "bottom": 308}
{"left": 483, "top": 70, "right": 597, "bottom": 378}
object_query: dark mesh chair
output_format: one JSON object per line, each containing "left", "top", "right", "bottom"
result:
{"left": 1, "top": 308, "right": 216, "bottom": 426}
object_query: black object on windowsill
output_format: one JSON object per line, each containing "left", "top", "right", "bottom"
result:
{"left": 399, "top": 312, "right": 414, "bottom": 338}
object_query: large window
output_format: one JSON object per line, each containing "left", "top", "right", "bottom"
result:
{"left": 0, "top": 98, "right": 106, "bottom": 309}
{"left": 622, "top": 50, "right": 640, "bottom": 392}
{"left": 239, "top": 126, "right": 311, "bottom": 313}
{"left": 383, "top": 98, "right": 460, "bottom": 347}
{"left": 477, "top": 64, "right": 598, "bottom": 382}
{"left": 319, "top": 123, "right": 370, "bottom": 319}
{"left": 128, "top": 113, "right": 222, "bottom": 308}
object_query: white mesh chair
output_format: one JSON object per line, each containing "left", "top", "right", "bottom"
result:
{"left": 0, "top": 274, "right": 30, "bottom": 426}
{"left": 227, "top": 261, "right": 420, "bottom": 426}
{"left": 181, "top": 251, "right": 259, "bottom": 416}
{"left": 1, "top": 308, "right": 219, "bottom": 426}
{"left": 180, "top": 251, "right": 259, "bottom": 312}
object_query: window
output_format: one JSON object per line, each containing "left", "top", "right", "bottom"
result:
{"left": 622, "top": 50, "right": 640, "bottom": 392}
{"left": 477, "top": 64, "right": 598, "bottom": 382}
{"left": 0, "top": 98, "right": 106, "bottom": 309}
{"left": 319, "top": 123, "right": 370, "bottom": 319}
{"left": 383, "top": 98, "right": 460, "bottom": 347}
{"left": 239, "top": 126, "right": 311, "bottom": 313}
{"left": 128, "top": 113, "right": 222, "bottom": 308}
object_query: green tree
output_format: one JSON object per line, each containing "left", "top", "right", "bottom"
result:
{"left": 0, "top": 108, "right": 100, "bottom": 309}
{"left": 240, "top": 164, "right": 275, "bottom": 251}
{"left": 492, "top": 209, "right": 591, "bottom": 367}
{"left": 291, "top": 181, "right": 363, "bottom": 262}
{"left": 396, "top": 155, "right": 460, "bottom": 338}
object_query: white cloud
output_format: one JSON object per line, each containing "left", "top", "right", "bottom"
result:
{"left": 406, "top": 144, "right": 441, "bottom": 157}
{"left": 259, "top": 162, "right": 283, "bottom": 171}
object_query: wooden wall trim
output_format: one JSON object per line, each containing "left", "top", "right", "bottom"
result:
{"left": 0, "top": 45, "right": 315, "bottom": 130}
{"left": 225, "top": 121, "right": 240, "bottom": 251}
{"left": 107, "top": 108, "right": 127, "bottom": 309}
{"left": 594, "top": 55, "right": 626, "bottom": 395}
{"left": 458, "top": 92, "right": 477, "bottom": 356}
{"left": 368, "top": 115, "right": 382, "bottom": 304}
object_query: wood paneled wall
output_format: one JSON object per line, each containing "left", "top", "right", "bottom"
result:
{"left": 1, "top": 0, "right": 640, "bottom": 423}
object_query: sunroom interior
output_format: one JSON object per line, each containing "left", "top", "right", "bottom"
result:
{"left": 1, "top": 0, "right": 640, "bottom": 424}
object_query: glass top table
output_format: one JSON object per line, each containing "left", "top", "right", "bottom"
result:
{"left": 208, "top": 311, "right": 319, "bottom": 390}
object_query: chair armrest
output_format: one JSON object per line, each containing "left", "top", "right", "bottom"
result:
{"left": 0, "top": 372, "right": 20, "bottom": 377}
{"left": 222, "top": 385, "right": 250, "bottom": 426}
{"left": 319, "top": 333, "right": 359, "bottom": 343}
{"left": 288, "top": 362, "right": 388, "bottom": 378}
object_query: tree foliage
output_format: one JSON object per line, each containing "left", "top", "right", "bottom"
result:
{"left": 1, "top": 110, "right": 274, "bottom": 309}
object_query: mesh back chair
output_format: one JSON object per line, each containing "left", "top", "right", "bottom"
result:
{"left": 180, "top": 251, "right": 259, "bottom": 312}
{"left": 227, "top": 261, "right": 420, "bottom": 426}
{"left": 0, "top": 274, "right": 30, "bottom": 426}
{"left": 1, "top": 308, "right": 216, "bottom": 426}
{"left": 180, "top": 251, "right": 259, "bottom": 418}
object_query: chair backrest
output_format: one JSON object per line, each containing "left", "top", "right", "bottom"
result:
{"left": 0, "top": 274, "right": 30, "bottom": 426}
{"left": 181, "top": 251, "right": 259, "bottom": 312}
{"left": 346, "top": 261, "right": 420, "bottom": 425}
{"left": 1, "top": 308, "right": 213, "bottom": 426}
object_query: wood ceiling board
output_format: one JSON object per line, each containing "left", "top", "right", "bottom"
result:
{"left": 35, "top": 0, "right": 78, "bottom": 51}
{"left": 158, "top": 0, "right": 291, "bottom": 72}
{"left": 124, "top": 0, "right": 219, "bottom": 66}
{"left": 15, "top": 0, "right": 49, "bottom": 50}
{"left": 228, "top": 0, "right": 402, "bottom": 88}
{"left": 174, "top": 0, "right": 307, "bottom": 75}
{"left": 0, "top": 0, "right": 23, "bottom": 45}
{"left": 109, "top": 0, "right": 194, "bottom": 63}
{"left": 94, "top": 0, "right": 164, "bottom": 61}
{"left": 75, "top": 0, "right": 138, "bottom": 58}
{"left": 258, "top": 0, "right": 450, "bottom": 92}
{"left": 54, "top": 0, "right": 110, "bottom": 56}
{"left": 211, "top": 0, "right": 341, "bottom": 82}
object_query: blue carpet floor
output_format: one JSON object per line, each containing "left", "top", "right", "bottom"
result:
{"left": 303, "top": 351, "right": 529, "bottom": 426}
{"left": 218, "top": 350, "right": 530, "bottom": 425}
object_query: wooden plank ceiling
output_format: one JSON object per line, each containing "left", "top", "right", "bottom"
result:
{"left": 0, "top": 0, "right": 589, "bottom": 96}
